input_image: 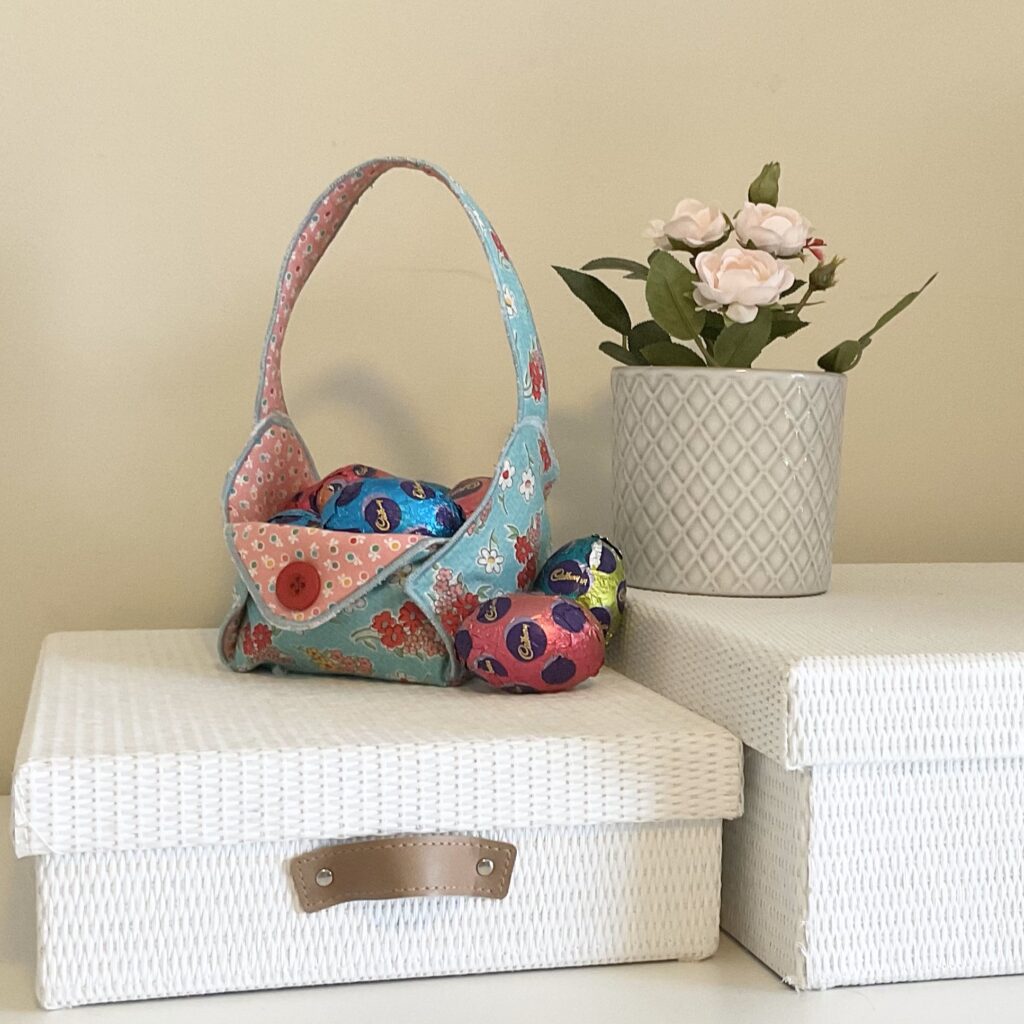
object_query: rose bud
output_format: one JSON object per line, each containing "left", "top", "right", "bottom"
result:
{"left": 809, "top": 255, "right": 845, "bottom": 292}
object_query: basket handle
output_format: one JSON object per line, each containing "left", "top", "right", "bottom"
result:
{"left": 289, "top": 835, "right": 517, "bottom": 912}
{"left": 254, "top": 158, "right": 548, "bottom": 430}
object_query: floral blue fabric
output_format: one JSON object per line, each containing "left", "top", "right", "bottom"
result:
{"left": 220, "top": 158, "right": 556, "bottom": 685}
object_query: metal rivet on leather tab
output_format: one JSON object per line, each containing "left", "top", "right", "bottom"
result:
{"left": 315, "top": 868, "right": 334, "bottom": 887}
{"left": 476, "top": 858, "right": 495, "bottom": 877}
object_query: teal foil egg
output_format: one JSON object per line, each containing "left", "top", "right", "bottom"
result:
{"left": 319, "top": 477, "right": 463, "bottom": 537}
{"left": 534, "top": 535, "right": 626, "bottom": 642}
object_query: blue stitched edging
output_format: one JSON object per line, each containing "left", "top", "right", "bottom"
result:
{"left": 219, "top": 411, "right": 320, "bottom": 516}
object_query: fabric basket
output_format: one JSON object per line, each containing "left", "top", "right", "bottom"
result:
{"left": 611, "top": 563, "right": 1024, "bottom": 989}
{"left": 12, "top": 630, "right": 744, "bottom": 1008}
{"left": 219, "top": 157, "right": 556, "bottom": 685}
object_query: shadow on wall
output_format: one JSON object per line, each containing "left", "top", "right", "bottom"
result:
{"left": 547, "top": 390, "right": 614, "bottom": 543}
{"left": 288, "top": 362, "right": 614, "bottom": 545}
{"left": 291, "top": 365, "right": 447, "bottom": 476}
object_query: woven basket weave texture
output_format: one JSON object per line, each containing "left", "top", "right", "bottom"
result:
{"left": 14, "top": 631, "right": 742, "bottom": 856}
{"left": 723, "top": 747, "right": 1024, "bottom": 988}
{"left": 14, "top": 629, "right": 743, "bottom": 1007}
{"left": 36, "top": 821, "right": 722, "bottom": 1008}
{"left": 611, "top": 563, "right": 1024, "bottom": 989}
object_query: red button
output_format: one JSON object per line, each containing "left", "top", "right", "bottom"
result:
{"left": 276, "top": 562, "right": 321, "bottom": 611}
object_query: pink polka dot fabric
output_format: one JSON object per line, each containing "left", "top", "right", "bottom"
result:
{"left": 228, "top": 523, "right": 428, "bottom": 624}
{"left": 225, "top": 423, "right": 316, "bottom": 525}
{"left": 257, "top": 159, "right": 447, "bottom": 421}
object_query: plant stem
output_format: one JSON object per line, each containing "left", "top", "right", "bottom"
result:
{"left": 693, "top": 334, "right": 716, "bottom": 366}
{"left": 791, "top": 283, "right": 818, "bottom": 316}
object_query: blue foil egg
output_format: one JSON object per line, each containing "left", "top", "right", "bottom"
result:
{"left": 267, "top": 507, "right": 321, "bottom": 527}
{"left": 319, "top": 477, "right": 464, "bottom": 537}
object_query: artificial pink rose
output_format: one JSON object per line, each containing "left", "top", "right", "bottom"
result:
{"left": 643, "top": 199, "right": 729, "bottom": 252}
{"left": 693, "top": 247, "right": 794, "bottom": 324}
{"left": 734, "top": 202, "right": 812, "bottom": 257}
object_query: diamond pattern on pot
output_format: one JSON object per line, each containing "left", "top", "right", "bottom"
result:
{"left": 611, "top": 369, "right": 846, "bottom": 597}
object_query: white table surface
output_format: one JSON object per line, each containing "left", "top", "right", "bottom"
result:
{"left": 3, "top": 799, "right": 1024, "bottom": 1022}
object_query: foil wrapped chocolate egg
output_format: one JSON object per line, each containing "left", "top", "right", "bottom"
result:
{"left": 449, "top": 475, "right": 490, "bottom": 518}
{"left": 319, "top": 476, "right": 464, "bottom": 537}
{"left": 267, "top": 507, "right": 321, "bottom": 527}
{"left": 454, "top": 592, "right": 605, "bottom": 694}
{"left": 289, "top": 464, "right": 392, "bottom": 516}
{"left": 325, "top": 463, "right": 388, "bottom": 483}
{"left": 535, "top": 535, "right": 626, "bottom": 642}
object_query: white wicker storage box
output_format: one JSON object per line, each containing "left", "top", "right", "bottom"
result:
{"left": 12, "top": 630, "right": 742, "bottom": 1009}
{"left": 611, "top": 563, "right": 1024, "bottom": 990}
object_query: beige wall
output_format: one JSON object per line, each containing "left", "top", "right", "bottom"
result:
{"left": 2, "top": 1, "right": 1022, "bottom": 791}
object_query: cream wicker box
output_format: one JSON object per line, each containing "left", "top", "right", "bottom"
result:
{"left": 12, "top": 629, "right": 742, "bottom": 1009}
{"left": 611, "top": 563, "right": 1024, "bottom": 990}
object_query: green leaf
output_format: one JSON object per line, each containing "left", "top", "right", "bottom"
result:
{"left": 817, "top": 339, "right": 863, "bottom": 373}
{"left": 553, "top": 266, "right": 632, "bottom": 336}
{"left": 818, "top": 273, "right": 936, "bottom": 374}
{"left": 713, "top": 307, "right": 774, "bottom": 367}
{"left": 748, "top": 161, "right": 781, "bottom": 205}
{"left": 856, "top": 273, "right": 937, "bottom": 345}
{"left": 645, "top": 251, "right": 706, "bottom": 341}
{"left": 639, "top": 340, "right": 705, "bottom": 366}
{"left": 700, "top": 312, "right": 725, "bottom": 351}
{"left": 598, "top": 340, "right": 644, "bottom": 365}
{"left": 780, "top": 278, "right": 805, "bottom": 299}
{"left": 581, "top": 257, "right": 649, "bottom": 280}
{"left": 769, "top": 310, "right": 810, "bottom": 340}
{"left": 627, "top": 319, "right": 670, "bottom": 353}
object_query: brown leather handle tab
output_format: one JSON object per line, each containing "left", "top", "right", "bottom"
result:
{"left": 290, "top": 835, "right": 517, "bottom": 913}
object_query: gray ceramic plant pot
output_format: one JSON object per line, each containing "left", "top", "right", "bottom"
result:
{"left": 611, "top": 366, "right": 846, "bottom": 597}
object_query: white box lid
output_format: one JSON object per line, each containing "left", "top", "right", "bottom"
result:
{"left": 12, "top": 629, "right": 742, "bottom": 858}
{"left": 612, "top": 563, "right": 1024, "bottom": 769}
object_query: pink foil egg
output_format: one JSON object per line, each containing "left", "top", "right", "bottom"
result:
{"left": 454, "top": 592, "right": 605, "bottom": 694}
{"left": 289, "top": 464, "right": 391, "bottom": 515}
{"left": 449, "top": 475, "right": 491, "bottom": 518}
